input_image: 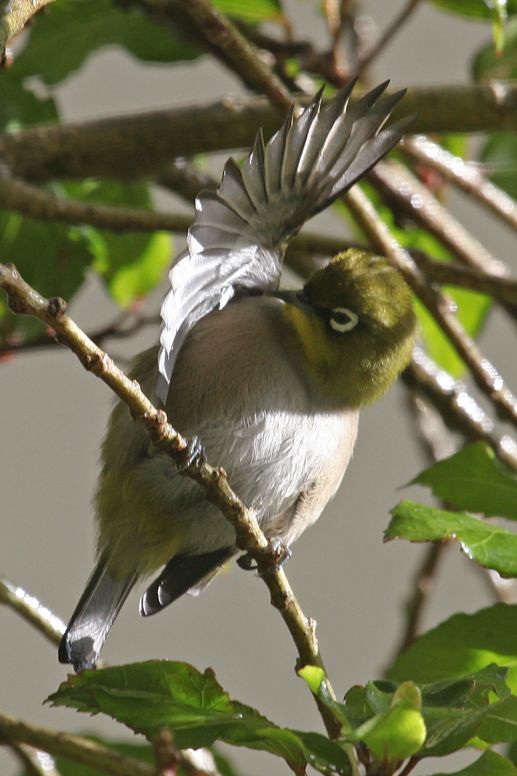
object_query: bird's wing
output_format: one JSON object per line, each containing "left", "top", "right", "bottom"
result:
{"left": 157, "top": 79, "right": 415, "bottom": 403}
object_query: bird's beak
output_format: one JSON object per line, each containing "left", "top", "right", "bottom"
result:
{"left": 268, "top": 289, "right": 315, "bottom": 315}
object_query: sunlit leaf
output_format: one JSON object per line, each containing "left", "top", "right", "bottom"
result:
{"left": 388, "top": 604, "right": 517, "bottom": 694}
{"left": 48, "top": 661, "right": 352, "bottom": 775}
{"left": 387, "top": 501, "right": 517, "bottom": 578}
{"left": 411, "top": 442, "right": 517, "bottom": 520}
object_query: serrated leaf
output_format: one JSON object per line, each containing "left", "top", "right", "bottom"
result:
{"left": 48, "top": 661, "right": 351, "bottom": 775}
{"left": 388, "top": 604, "right": 517, "bottom": 694}
{"left": 431, "top": 749, "right": 517, "bottom": 775}
{"left": 411, "top": 442, "right": 517, "bottom": 520}
{"left": 386, "top": 501, "right": 517, "bottom": 578}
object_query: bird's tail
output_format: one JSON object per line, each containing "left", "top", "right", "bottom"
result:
{"left": 58, "top": 556, "right": 136, "bottom": 672}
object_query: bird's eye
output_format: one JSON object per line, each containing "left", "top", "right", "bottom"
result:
{"left": 329, "top": 307, "right": 359, "bottom": 333}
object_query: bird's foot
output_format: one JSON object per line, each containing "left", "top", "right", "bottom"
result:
{"left": 166, "top": 435, "right": 206, "bottom": 478}
{"left": 237, "top": 539, "right": 292, "bottom": 575}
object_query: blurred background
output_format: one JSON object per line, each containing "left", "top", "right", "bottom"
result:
{"left": 1, "top": 1, "right": 516, "bottom": 774}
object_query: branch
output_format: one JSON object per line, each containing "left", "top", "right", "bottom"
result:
{"left": 5, "top": 84, "right": 517, "bottom": 183}
{"left": 0, "top": 312, "right": 160, "bottom": 356}
{"left": 173, "top": 0, "right": 293, "bottom": 114}
{"left": 343, "top": 185, "right": 517, "bottom": 432}
{"left": 0, "top": 577, "right": 64, "bottom": 647}
{"left": 4, "top": 741, "right": 60, "bottom": 776}
{"left": 402, "top": 135, "right": 517, "bottom": 237}
{"left": 0, "top": 262, "right": 342, "bottom": 740}
{"left": 402, "top": 346, "right": 517, "bottom": 473}
{"left": 0, "top": 165, "right": 193, "bottom": 233}
{"left": 0, "top": 710, "right": 154, "bottom": 776}
{"left": 0, "top": 0, "right": 56, "bottom": 59}
{"left": 409, "top": 250, "right": 517, "bottom": 306}
{"left": 369, "top": 159, "right": 506, "bottom": 278}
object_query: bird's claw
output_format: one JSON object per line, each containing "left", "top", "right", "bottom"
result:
{"left": 237, "top": 540, "right": 292, "bottom": 575}
{"left": 167, "top": 435, "right": 206, "bottom": 478}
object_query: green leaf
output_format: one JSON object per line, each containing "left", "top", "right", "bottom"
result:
{"left": 356, "top": 702, "right": 426, "bottom": 763}
{"left": 431, "top": 749, "right": 517, "bottom": 775}
{"left": 386, "top": 501, "right": 517, "bottom": 578}
{"left": 48, "top": 661, "right": 352, "bottom": 775}
{"left": 11, "top": 0, "right": 201, "bottom": 86}
{"left": 477, "top": 695, "right": 517, "bottom": 743}
{"left": 479, "top": 133, "right": 517, "bottom": 200}
{"left": 213, "top": 0, "right": 284, "bottom": 23}
{"left": 63, "top": 181, "right": 172, "bottom": 307}
{"left": 388, "top": 604, "right": 517, "bottom": 693}
{"left": 432, "top": 0, "right": 517, "bottom": 20}
{"left": 411, "top": 442, "right": 517, "bottom": 520}
{"left": 473, "top": 17, "right": 517, "bottom": 79}
{"left": 0, "top": 71, "right": 58, "bottom": 131}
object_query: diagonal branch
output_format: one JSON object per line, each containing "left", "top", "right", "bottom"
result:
{"left": 172, "top": 0, "right": 293, "bottom": 114}
{"left": 0, "top": 577, "right": 65, "bottom": 647}
{"left": 0, "top": 261, "right": 342, "bottom": 740}
{"left": 402, "top": 135, "right": 517, "bottom": 237}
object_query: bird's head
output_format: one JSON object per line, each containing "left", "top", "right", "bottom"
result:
{"left": 280, "top": 248, "right": 417, "bottom": 406}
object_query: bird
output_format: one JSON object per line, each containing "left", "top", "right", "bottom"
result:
{"left": 59, "top": 79, "right": 418, "bottom": 672}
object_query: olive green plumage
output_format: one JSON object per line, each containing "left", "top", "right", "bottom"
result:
{"left": 286, "top": 249, "right": 417, "bottom": 406}
{"left": 59, "top": 81, "right": 417, "bottom": 673}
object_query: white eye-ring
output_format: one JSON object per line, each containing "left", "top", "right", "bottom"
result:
{"left": 330, "top": 307, "right": 359, "bottom": 333}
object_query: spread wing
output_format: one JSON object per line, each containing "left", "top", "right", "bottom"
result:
{"left": 157, "top": 79, "right": 415, "bottom": 403}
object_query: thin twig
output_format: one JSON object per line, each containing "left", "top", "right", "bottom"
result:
{"left": 356, "top": 0, "right": 422, "bottom": 77}
{"left": 0, "top": 0, "right": 56, "bottom": 58}
{"left": 402, "top": 135, "right": 517, "bottom": 236}
{"left": 0, "top": 711, "right": 154, "bottom": 776}
{"left": 5, "top": 84, "right": 517, "bottom": 183}
{"left": 174, "top": 0, "right": 293, "bottom": 115}
{"left": 402, "top": 347, "right": 517, "bottom": 472}
{"left": 0, "top": 577, "right": 65, "bottom": 647}
{"left": 369, "top": 159, "right": 506, "bottom": 278}
{"left": 0, "top": 312, "right": 160, "bottom": 357}
{"left": 0, "top": 166, "right": 193, "bottom": 234}
{"left": 0, "top": 261, "right": 342, "bottom": 740}
{"left": 343, "top": 185, "right": 517, "bottom": 432}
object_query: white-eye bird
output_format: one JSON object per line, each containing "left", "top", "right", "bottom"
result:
{"left": 59, "top": 80, "right": 418, "bottom": 672}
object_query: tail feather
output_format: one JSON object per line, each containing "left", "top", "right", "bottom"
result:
{"left": 140, "top": 548, "right": 234, "bottom": 617}
{"left": 59, "top": 557, "right": 136, "bottom": 672}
